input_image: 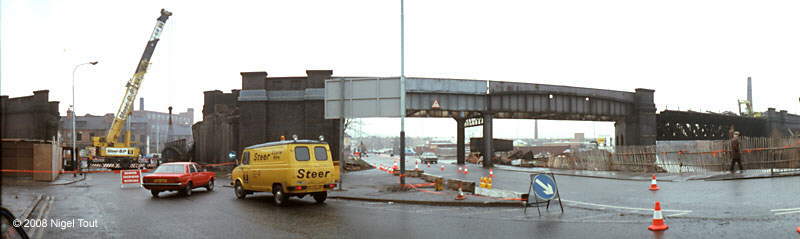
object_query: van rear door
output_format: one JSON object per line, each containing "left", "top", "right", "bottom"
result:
{"left": 293, "top": 145, "right": 335, "bottom": 186}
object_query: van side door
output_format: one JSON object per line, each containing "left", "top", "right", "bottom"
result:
{"left": 258, "top": 147, "right": 288, "bottom": 192}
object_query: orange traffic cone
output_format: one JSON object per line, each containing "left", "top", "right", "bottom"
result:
{"left": 489, "top": 169, "right": 495, "bottom": 178}
{"left": 649, "top": 174, "right": 660, "bottom": 191}
{"left": 427, "top": 162, "right": 431, "bottom": 168}
{"left": 458, "top": 167, "right": 463, "bottom": 173}
{"left": 647, "top": 201, "right": 669, "bottom": 231}
{"left": 440, "top": 164, "right": 445, "bottom": 172}
{"left": 464, "top": 167, "right": 469, "bottom": 175}
{"left": 454, "top": 187, "right": 466, "bottom": 200}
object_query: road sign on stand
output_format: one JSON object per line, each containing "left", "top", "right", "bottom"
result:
{"left": 524, "top": 173, "right": 564, "bottom": 216}
{"left": 120, "top": 170, "right": 142, "bottom": 189}
{"left": 532, "top": 174, "right": 557, "bottom": 200}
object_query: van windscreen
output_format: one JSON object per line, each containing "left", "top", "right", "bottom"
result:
{"left": 314, "top": 147, "right": 328, "bottom": 161}
{"left": 294, "top": 146, "right": 310, "bottom": 161}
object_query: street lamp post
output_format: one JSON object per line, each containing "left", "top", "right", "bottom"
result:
{"left": 72, "top": 61, "right": 98, "bottom": 177}
{"left": 399, "top": 0, "right": 406, "bottom": 186}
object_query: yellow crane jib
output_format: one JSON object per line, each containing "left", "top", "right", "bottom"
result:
{"left": 90, "top": 9, "right": 172, "bottom": 168}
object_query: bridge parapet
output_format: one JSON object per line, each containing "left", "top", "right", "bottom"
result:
{"left": 407, "top": 78, "right": 486, "bottom": 95}
{"left": 489, "top": 81, "right": 636, "bottom": 103}
{"left": 325, "top": 77, "right": 656, "bottom": 146}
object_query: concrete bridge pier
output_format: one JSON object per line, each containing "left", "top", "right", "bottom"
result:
{"left": 483, "top": 112, "right": 494, "bottom": 168}
{"left": 615, "top": 88, "right": 656, "bottom": 145}
{"left": 454, "top": 117, "right": 466, "bottom": 165}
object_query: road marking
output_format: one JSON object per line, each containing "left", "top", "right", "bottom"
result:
{"left": 453, "top": 208, "right": 520, "bottom": 216}
{"left": 570, "top": 213, "right": 619, "bottom": 221}
{"left": 668, "top": 212, "right": 691, "bottom": 217}
{"left": 770, "top": 207, "right": 800, "bottom": 216}
{"left": 29, "top": 196, "right": 53, "bottom": 239}
{"left": 561, "top": 199, "right": 692, "bottom": 214}
{"left": 770, "top": 207, "right": 800, "bottom": 212}
{"left": 773, "top": 210, "right": 800, "bottom": 216}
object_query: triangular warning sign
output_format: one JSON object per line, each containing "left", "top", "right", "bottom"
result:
{"left": 432, "top": 99, "right": 441, "bottom": 109}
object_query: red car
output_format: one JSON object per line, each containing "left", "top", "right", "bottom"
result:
{"left": 142, "top": 162, "right": 215, "bottom": 198}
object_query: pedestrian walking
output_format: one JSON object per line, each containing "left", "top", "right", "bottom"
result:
{"left": 730, "top": 131, "right": 743, "bottom": 173}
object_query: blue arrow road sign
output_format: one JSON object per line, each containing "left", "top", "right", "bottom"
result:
{"left": 531, "top": 174, "right": 557, "bottom": 201}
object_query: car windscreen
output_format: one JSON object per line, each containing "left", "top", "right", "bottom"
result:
{"left": 295, "top": 146, "right": 310, "bottom": 161}
{"left": 153, "top": 164, "right": 185, "bottom": 174}
{"left": 314, "top": 147, "right": 328, "bottom": 161}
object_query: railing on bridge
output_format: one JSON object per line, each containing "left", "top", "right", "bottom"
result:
{"left": 546, "top": 137, "right": 800, "bottom": 175}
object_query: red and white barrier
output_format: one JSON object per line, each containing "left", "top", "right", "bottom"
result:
{"left": 120, "top": 170, "right": 142, "bottom": 188}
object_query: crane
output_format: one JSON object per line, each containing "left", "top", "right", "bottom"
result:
{"left": 89, "top": 9, "right": 172, "bottom": 169}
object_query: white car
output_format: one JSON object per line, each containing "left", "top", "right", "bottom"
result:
{"left": 419, "top": 152, "right": 438, "bottom": 164}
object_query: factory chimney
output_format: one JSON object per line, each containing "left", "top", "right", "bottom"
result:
{"left": 746, "top": 76, "right": 752, "bottom": 108}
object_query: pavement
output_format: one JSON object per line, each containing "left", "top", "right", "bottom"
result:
{"left": 2, "top": 174, "right": 89, "bottom": 187}
{"left": 331, "top": 169, "right": 523, "bottom": 207}
{"left": 2, "top": 156, "right": 800, "bottom": 238}
{"left": 360, "top": 154, "right": 800, "bottom": 219}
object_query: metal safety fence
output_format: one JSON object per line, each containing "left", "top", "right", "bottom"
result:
{"left": 546, "top": 137, "right": 800, "bottom": 175}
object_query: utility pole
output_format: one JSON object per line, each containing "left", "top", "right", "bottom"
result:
{"left": 339, "top": 78, "right": 346, "bottom": 190}
{"left": 156, "top": 123, "right": 160, "bottom": 154}
{"left": 399, "top": 0, "right": 407, "bottom": 186}
{"left": 72, "top": 61, "right": 98, "bottom": 177}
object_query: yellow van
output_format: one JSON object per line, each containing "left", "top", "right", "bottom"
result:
{"left": 231, "top": 139, "right": 339, "bottom": 206}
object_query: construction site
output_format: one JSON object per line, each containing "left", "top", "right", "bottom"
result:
{"left": 2, "top": 3, "right": 800, "bottom": 238}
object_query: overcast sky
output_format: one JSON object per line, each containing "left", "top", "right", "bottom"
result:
{"left": 2, "top": 1, "right": 799, "bottom": 139}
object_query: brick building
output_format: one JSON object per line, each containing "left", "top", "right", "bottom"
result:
{"left": 59, "top": 98, "right": 193, "bottom": 155}
{"left": 193, "top": 70, "right": 342, "bottom": 164}
{"left": 1, "top": 90, "right": 61, "bottom": 141}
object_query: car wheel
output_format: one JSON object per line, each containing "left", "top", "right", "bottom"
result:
{"left": 150, "top": 190, "right": 160, "bottom": 198}
{"left": 234, "top": 181, "right": 246, "bottom": 199}
{"left": 206, "top": 179, "right": 215, "bottom": 191}
{"left": 183, "top": 182, "right": 193, "bottom": 197}
{"left": 272, "top": 185, "right": 288, "bottom": 206}
{"left": 313, "top": 192, "right": 327, "bottom": 204}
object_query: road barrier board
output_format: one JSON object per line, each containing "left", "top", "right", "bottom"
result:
{"left": 120, "top": 170, "right": 142, "bottom": 188}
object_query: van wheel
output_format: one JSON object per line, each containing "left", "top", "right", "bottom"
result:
{"left": 151, "top": 190, "right": 160, "bottom": 198}
{"left": 273, "top": 185, "right": 288, "bottom": 206}
{"left": 234, "top": 181, "right": 246, "bottom": 199}
{"left": 313, "top": 192, "right": 327, "bottom": 204}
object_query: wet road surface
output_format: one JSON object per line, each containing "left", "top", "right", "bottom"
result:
{"left": 2, "top": 166, "right": 799, "bottom": 238}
